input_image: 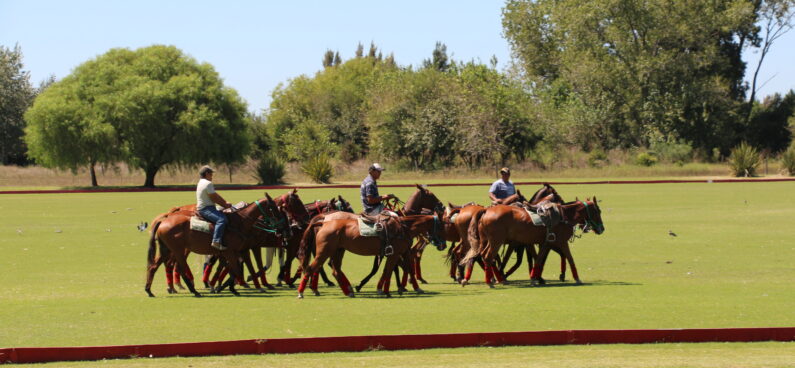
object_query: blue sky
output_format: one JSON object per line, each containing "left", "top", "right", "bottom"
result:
{"left": 2, "top": 1, "right": 793, "bottom": 113}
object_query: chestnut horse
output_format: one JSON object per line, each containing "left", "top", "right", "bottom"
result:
{"left": 297, "top": 214, "right": 445, "bottom": 298}
{"left": 463, "top": 198, "right": 605, "bottom": 287}
{"left": 145, "top": 194, "right": 284, "bottom": 297}
{"left": 354, "top": 185, "right": 445, "bottom": 292}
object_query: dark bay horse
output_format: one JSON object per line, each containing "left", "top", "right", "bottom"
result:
{"left": 463, "top": 198, "right": 605, "bottom": 287}
{"left": 145, "top": 194, "right": 284, "bottom": 297}
{"left": 297, "top": 214, "right": 445, "bottom": 298}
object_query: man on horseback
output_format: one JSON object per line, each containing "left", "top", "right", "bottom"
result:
{"left": 196, "top": 165, "right": 231, "bottom": 250}
{"left": 360, "top": 163, "right": 396, "bottom": 216}
{"left": 489, "top": 167, "right": 518, "bottom": 205}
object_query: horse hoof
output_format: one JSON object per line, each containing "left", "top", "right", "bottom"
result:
{"left": 559, "top": 273, "right": 566, "bottom": 282}
{"left": 176, "top": 284, "right": 185, "bottom": 290}
{"left": 313, "top": 290, "right": 321, "bottom": 296}
{"left": 347, "top": 293, "right": 355, "bottom": 298}
{"left": 240, "top": 283, "right": 251, "bottom": 289}
{"left": 419, "top": 279, "right": 428, "bottom": 284}
{"left": 297, "top": 292, "right": 304, "bottom": 299}
{"left": 266, "top": 284, "right": 276, "bottom": 290}
{"left": 460, "top": 280, "right": 468, "bottom": 287}
{"left": 257, "top": 288, "right": 267, "bottom": 293}
{"left": 193, "top": 293, "right": 202, "bottom": 298}
{"left": 203, "top": 282, "right": 210, "bottom": 288}
{"left": 232, "top": 291, "right": 240, "bottom": 296}
{"left": 355, "top": 286, "right": 363, "bottom": 293}
{"left": 376, "top": 290, "right": 384, "bottom": 295}
{"left": 488, "top": 284, "right": 495, "bottom": 289}
{"left": 167, "top": 288, "right": 177, "bottom": 294}
{"left": 326, "top": 283, "right": 336, "bottom": 287}
{"left": 575, "top": 280, "right": 583, "bottom": 285}
{"left": 145, "top": 290, "right": 154, "bottom": 297}
{"left": 384, "top": 293, "right": 392, "bottom": 298}
{"left": 415, "top": 288, "right": 425, "bottom": 294}
{"left": 288, "top": 284, "right": 296, "bottom": 289}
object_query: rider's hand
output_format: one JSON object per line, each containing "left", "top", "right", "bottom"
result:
{"left": 223, "top": 202, "right": 232, "bottom": 209}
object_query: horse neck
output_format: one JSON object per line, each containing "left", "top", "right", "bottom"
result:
{"left": 402, "top": 190, "right": 423, "bottom": 214}
{"left": 403, "top": 215, "right": 433, "bottom": 237}
{"left": 561, "top": 202, "right": 585, "bottom": 224}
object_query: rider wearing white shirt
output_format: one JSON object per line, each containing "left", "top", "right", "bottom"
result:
{"left": 196, "top": 165, "right": 231, "bottom": 250}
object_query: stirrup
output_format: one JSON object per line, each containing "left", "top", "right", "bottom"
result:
{"left": 384, "top": 245, "right": 394, "bottom": 256}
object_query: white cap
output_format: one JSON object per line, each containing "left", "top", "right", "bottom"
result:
{"left": 369, "top": 163, "right": 385, "bottom": 172}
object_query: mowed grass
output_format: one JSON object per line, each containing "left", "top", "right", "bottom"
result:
{"left": 1, "top": 182, "right": 794, "bottom": 349}
{"left": 17, "top": 342, "right": 795, "bottom": 368}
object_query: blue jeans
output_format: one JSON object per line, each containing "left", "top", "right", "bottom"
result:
{"left": 199, "top": 206, "right": 227, "bottom": 244}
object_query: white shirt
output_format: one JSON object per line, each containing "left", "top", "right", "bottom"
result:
{"left": 196, "top": 178, "right": 216, "bottom": 210}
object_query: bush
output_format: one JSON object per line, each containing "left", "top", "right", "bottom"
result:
{"left": 635, "top": 152, "right": 658, "bottom": 167}
{"left": 587, "top": 149, "right": 608, "bottom": 168}
{"left": 253, "top": 153, "right": 285, "bottom": 185}
{"left": 302, "top": 154, "right": 333, "bottom": 183}
{"left": 781, "top": 144, "right": 795, "bottom": 176}
{"left": 728, "top": 142, "right": 761, "bottom": 177}
{"left": 651, "top": 140, "right": 693, "bottom": 165}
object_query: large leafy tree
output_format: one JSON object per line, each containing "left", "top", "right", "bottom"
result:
{"left": 25, "top": 45, "right": 251, "bottom": 187}
{"left": 0, "top": 44, "right": 36, "bottom": 165}
{"left": 502, "top": 0, "right": 758, "bottom": 152}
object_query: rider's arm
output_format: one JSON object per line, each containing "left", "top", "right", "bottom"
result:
{"left": 366, "top": 194, "right": 394, "bottom": 204}
{"left": 209, "top": 192, "right": 231, "bottom": 208}
{"left": 489, "top": 192, "right": 502, "bottom": 204}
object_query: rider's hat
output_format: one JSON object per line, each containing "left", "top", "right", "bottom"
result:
{"left": 369, "top": 163, "right": 385, "bottom": 172}
{"left": 499, "top": 167, "right": 511, "bottom": 175}
{"left": 199, "top": 165, "right": 215, "bottom": 177}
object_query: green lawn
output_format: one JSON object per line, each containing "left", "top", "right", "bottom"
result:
{"left": 1, "top": 182, "right": 794, "bottom": 349}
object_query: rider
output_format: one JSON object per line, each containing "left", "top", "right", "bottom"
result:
{"left": 360, "top": 163, "right": 396, "bottom": 216}
{"left": 489, "top": 167, "right": 519, "bottom": 205}
{"left": 196, "top": 165, "right": 231, "bottom": 250}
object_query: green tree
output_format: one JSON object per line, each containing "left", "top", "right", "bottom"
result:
{"left": 0, "top": 44, "right": 36, "bottom": 165}
{"left": 422, "top": 42, "right": 450, "bottom": 72}
{"left": 25, "top": 45, "right": 251, "bottom": 187}
{"left": 502, "top": 0, "right": 758, "bottom": 151}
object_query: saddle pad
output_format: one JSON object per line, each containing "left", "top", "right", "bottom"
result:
{"left": 190, "top": 216, "right": 212, "bottom": 233}
{"left": 357, "top": 217, "right": 379, "bottom": 237}
{"left": 524, "top": 209, "right": 545, "bottom": 226}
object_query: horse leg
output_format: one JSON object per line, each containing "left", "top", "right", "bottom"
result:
{"left": 531, "top": 245, "right": 552, "bottom": 286}
{"left": 254, "top": 246, "right": 275, "bottom": 290}
{"left": 319, "top": 265, "right": 336, "bottom": 287}
{"left": 504, "top": 244, "right": 524, "bottom": 279}
{"left": 404, "top": 256, "right": 422, "bottom": 293}
{"left": 379, "top": 256, "right": 400, "bottom": 298}
{"left": 144, "top": 252, "right": 166, "bottom": 297}
{"left": 393, "top": 266, "right": 404, "bottom": 293}
{"left": 172, "top": 252, "right": 201, "bottom": 297}
{"left": 202, "top": 255, "right": 217, "bottom": 288}
{"left": 219, "top": 251, "right": 245, "bottom": 296}
{"left": 164, "top": 261, "right": 176, "bottom": 294}
{"left": 241, "top": 250, "right": 265, "bottom": 292}
{"left": 415, "top": 246, "right": 427, "bottom": 284}
{"left": 499, "top": 244, "right": 514, "bottom": 275}
{"left": 329, "top": 250, "right": 354, "bottom": 297}
{"left": 297, "top": 240, "right": 334, "bottom": 299}
{"left": 526, "top": 244, "right": 537, "bottom": 280}
{"left": 556, "top": 248, "right": 567, "bottom": 281}
{"left": 355, "top": 256, "right": 381, "bottom": 292}
{"left": 559, "top": 244, "right": 580, "bottom": 284}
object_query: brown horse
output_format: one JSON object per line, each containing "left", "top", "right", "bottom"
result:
{"left": 145, "top": 194, "right": 284, "bottom": 297}
{"left": 354, "top": 185, "right": 445, "bottom": 291}
{"left": 463, "top": 198, "right": 605, "bottom": 287}
{"left": 297, "top": 214, "right": 444, "bottom": 298}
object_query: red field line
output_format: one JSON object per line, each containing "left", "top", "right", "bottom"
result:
{"left": 1, "top": 327, "right": 794, "bottom": 364}
{"left": 2, "top": 178, "right": 794, "bottom": 195}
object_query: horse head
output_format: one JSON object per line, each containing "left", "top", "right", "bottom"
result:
{"left": 529, "top": 183, "right": 564, "bottom": 204}
{"left": 336, "top": 195, "right": 354, "bottom": 213}
{"left": 277, "top": 188, "right": 310, "bottom": 228}
{"left": 566, "top": 196, "right": 605, "bottom": 235}
{"left": 250, "top": 192, "right": 289, "bottom": 237}
{"left": 403, "top": 184, "right": 444, "bottom": 216}
{"left": 403, "top": 215, "right": 446, "bottom": 251}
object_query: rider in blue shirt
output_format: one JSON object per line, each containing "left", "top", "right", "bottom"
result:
{"left": 489, "top": 167, "right": 518, "bottom": 204}
{"left": 361, "top": 163, "right": 395, "bottom": 215}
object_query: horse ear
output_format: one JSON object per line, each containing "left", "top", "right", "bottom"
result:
{"left": 575, "top": 196, "right": 579, "bottom": 202}
{"left": 292, "top": 188, "right": 298, "bottom": 195}
{"left": 265, "top": 192, "right": 272, "bottom": 200}
{"left": 416, "top": 183, "right": 423, "bottom": 190}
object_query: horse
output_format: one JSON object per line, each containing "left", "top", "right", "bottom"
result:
{"left": 354, "top": 185, "right": 446, "bottom": 292}
{"left": 297, "top": 214, "right": 445, "bottom": 298}
{"left": 462, "top": 198, "right": 605, "bottom": 287}
{"left": 274, "top": 195, "right": 356, "bottom": 288}
{"left": 144, "top": 193, "right": 285, "bottom": 297}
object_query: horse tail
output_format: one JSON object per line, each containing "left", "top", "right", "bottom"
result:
{"left": 461, "top": 208, "right": 486, "bottom": 265}
{"left": 147, "top": 218, "right": 164, "bottom": 267}
{"left": 298, "top": 216, "right": 324, "bottom": 268}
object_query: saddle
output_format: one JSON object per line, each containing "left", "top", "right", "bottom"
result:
{"left": 193, "top": 201, "right": 247, "bottom": 221}
{"left": 358, "top": 211, "right": 402, "bottom": 257}
{"left": 191, "top": 201, "right": 248, "bottom": 233}
{"left": 518, "top": 201, "right": 564, "bottom": 242}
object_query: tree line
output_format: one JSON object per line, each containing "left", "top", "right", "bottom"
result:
{"left": 2, "top": 0, "right": 794, "bottom": 186}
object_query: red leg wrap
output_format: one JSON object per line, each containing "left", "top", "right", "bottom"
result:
{"left": 297, "top": 273, "right": 310, "bottom": 293}
{"left": 310, "top": 272, "right": 319, "bottom": 291}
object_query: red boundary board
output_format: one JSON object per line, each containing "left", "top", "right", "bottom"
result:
{"left": 2, "top": 178, "right": 794, "bottom": 195}
{"left": 2, "top": 327, "right": 794, "bottom": 364}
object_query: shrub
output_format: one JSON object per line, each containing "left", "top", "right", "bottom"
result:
{"left": 587, "top": 149, "right": 608, "bottom": 168}
{"left": 651, "top": 140, "right": 693, "bottom": 165}
{"left": 302, "top": 154, "right": 333, "bottom": 183}
{"left": 253, "top": 153, "right": 285, "bottom": 185}
{"left": 781, "top": 144, "right": 795, "bottom": 176}
{"left": 728, "top": 142, "right": 761, "bottom": 177}
{"left": 635, "top": 152, "right": 658, "bottom": 167}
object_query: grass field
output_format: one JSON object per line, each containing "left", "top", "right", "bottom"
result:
{"left": 1, "top": 181, "right": 794, "bottom": 363}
